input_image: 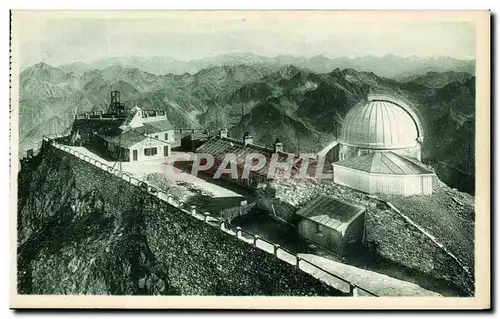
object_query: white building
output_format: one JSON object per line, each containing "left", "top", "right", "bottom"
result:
{"left": 338, "top": 94, "right": 424, "bottom": 161}
{"left": 333, "top": 94, "right": 434, "bottom": 196}
{"left": 333, "top": 151, "right": 434, "bottom": 196}
{"left": 95, "top": 106, "right": 175, "bottom": 162}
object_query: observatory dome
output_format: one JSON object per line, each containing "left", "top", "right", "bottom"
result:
{"left": 340, "top": 95, "right": 423, "bottom": 150}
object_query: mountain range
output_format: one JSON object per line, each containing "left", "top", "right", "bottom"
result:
{"left": 55, "top": 53, "right": 475, "bottom": 80}
{"left": 17, "top": 55, "right": 476, "bottom": 193}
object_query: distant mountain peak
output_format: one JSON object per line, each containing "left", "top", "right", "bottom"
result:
{"left": 22, "top": 62, "right": 58, "bottom": 74}
{"left": 32, "top": 62, "right": 53, "bottom": 69}
{"left": 277, "top": 64, "right": 304, "bottom": 78}
{"left": 21, "top": 62, "right": 70, "bottom": 84}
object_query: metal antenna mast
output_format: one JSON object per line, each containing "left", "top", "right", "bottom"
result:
{"left": 241, "top": 104, "right": 245, "bottom": 140}
{"left": 215, "top": 104, "right": 219, "bottom": 133}
{"left": 296, "top": 130, "right": 300, "bottom": 155}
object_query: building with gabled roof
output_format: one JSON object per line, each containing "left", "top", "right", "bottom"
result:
{"left": 93, "top": 105, "right": 175, "bottom": 162}
{"left": 194, "top": 130, "right": 311, "bottom": 189}
{"left": 296, "top": 195, "right": 366, "bottom": 255}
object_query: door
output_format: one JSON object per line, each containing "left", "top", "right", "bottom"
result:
{"left": 133, "top": 149, "right": 138, "bottom": 161}
{"left": 163, "top": 145, "right": 169, "bottom": 157}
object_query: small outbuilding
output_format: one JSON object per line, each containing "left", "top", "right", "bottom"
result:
{"left": 296, "top": 195, "right": 366, "bottom": 255}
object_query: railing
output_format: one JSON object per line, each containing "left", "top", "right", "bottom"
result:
{"left": 74, "top": 113, "right": 127, "bottom": 120}
{"left": 174, "top": 128, "right": 209, "bottom": 135}
{"left": 42, "top": 135, "right": 378, "bottom": 297}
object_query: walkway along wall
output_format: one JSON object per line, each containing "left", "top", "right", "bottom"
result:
{"left": 37, "top": 137, "right": 377, "bottom": 296}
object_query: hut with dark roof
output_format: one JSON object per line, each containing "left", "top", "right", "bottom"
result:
{"left": 295, "top": 195, "right": 366, "bottom": 255}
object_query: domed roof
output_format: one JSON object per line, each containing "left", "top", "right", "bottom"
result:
{"left": 340, "top": 95, "right": 423, "bottom": 149}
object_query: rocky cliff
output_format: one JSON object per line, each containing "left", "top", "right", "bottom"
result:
{"left": 17, "top": 144, "right": 343, "bottom": 296}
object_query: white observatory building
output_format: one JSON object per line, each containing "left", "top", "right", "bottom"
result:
{"left": 333, "top": 94, "right": 434, "bottom": 196}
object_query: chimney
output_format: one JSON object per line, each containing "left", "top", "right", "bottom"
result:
{"left": 219, "top": 128, "right": 228, "bottom": 138}
{"left": 274, "top": 139, "right": 283, "bottom": 153}
{"left": 243, "top": 132, "right": 253, "bottom": 145}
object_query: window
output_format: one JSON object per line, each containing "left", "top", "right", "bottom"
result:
{"left": 164, "top": 133, "right": 169, "bottom": 140}
{"left": 155, "top": 135, "right": 158, "bottom": 139}
{"left": 144, "top": 147, "right": 157, "bottom": 156}
{"left": 314, "top": 223, "right": 323, "bottom": 237}
{"left": 348, "top": 235, "right": 357, "bottom": 243}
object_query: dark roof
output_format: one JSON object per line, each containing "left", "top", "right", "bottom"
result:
{"left": 194, "top": 196, "right": 254, "bottom": 216}
{"left": 296, "top": 195, "right": 365, "bottom": 233}
{"left": 334, "top": 151, "right": 433, "bottom": 175}
{"left": 181, "top": 132, "right": 209, "bottom": 140}
{"left": 98, "top": 130, "right": 147, "bottom": 148}
{"left": 194, "top": 136, "right": 305, "bottom": 177}
{"left": 136, "top": 119, "right": 174, "bottom": 135}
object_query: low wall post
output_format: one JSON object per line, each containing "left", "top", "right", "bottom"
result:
{"left": 219, "top": 220, "right": 225, "bottom": 230}
{"left": 349, "top": 284, "right": 358, "bottom": 297}
{"left": 274, "top": 244, "right": 280, "bottom": 256}
{"left": 190, "top": 205, "right": 196, "bottom": 216}
{"left": 253, "top": 235, "right": 259, "bottom": 247}
{"left": 203, "top": 212, "right": 210, "bottom": 222}
{"left": 235, "top": 226, "right": 242, "bottom": 238}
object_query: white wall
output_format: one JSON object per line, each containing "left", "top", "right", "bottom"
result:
{"left": 128, "top": 110, "right": 144, "bottom": 129}
{"left": 148, "top": 130, "right": 175, "bottom": 143}
{"left": 333, "top": 165, "right": 433, "bottom": 196}
{"left": 142, "top": 113, "right": 168, "bottom": 124}
{"left": 128, "top": 137, "right": 171, "bottom": 162}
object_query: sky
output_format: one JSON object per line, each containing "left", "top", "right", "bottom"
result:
{"left": 13, "top": 11, "right": 477, "bottom": 67}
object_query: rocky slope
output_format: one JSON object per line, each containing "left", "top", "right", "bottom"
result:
{"left": 18, "top": 146, "right": 171, "bottom": 295}
{"left": 17, "top": 145, "right": 343, "bottom": 296}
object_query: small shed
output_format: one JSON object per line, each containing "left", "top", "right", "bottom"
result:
{"left": 296, "top": 195, "right": 366, "bottom": 255}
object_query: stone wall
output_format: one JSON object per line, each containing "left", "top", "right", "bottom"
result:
{"left": 363, "top": 204, "right": 474, "bottom": 295}
{"left": 38, "top": 145, "right": 344, "bottom": 296}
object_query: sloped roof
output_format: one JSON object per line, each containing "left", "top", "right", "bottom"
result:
{"left": 296, "top": 195, "right": 365, "bottom": 234}
{"left": 195, "top": 136, "right": 306, "bottom": 177}
{"left": 136, "top": 119, "right": 174, "bottom": 134}
{"left": 334, "top": 152, "right": 433, "bottom": 175}
{"left": 98, "top": 130, "right": 147, "bottom": 148}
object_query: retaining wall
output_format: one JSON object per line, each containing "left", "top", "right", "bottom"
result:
{"left": 42, "top": 137, "right": 377, "bottom": 296}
